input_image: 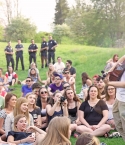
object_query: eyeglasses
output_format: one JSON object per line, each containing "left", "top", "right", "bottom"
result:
{"left": 64, "top": 72, "right": 69, "bottom": 74}
{"left": 63, "top": 86, "right": 70, "bottom": 89}
{"left": 55, "top": 78, "right": 61, "bottom": 80}
{"left": 41, "top": 91, "right": 47, "bottom": 94}
{"left": 107, "top": 88, "right": 115, "bottom": 91}
{"left": 26, "top": 80, "right": 31, "bottom": 82}
{"left": 67, "top": 92, "right": 73, "bottom": 95}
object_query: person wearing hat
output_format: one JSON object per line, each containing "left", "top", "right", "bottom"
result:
{"left": 48, "top": 73, "right": 63, "bottom": 96}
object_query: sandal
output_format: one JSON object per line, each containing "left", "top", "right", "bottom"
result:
{"left": 109, "top": 132, "right": 121, "bottom": 138}
{"left": 73, "top": 132, "right": 81, "bottom": 138}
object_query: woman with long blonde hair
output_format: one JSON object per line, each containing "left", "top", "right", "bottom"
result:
{"left": 38, "top": 116, "right": 71, "bottom": 145}
{"left": 5, "top": 97, "right": 34, "bottom": 136}
{"left": 26, "top": 92, "right": 41, "bottom": 128}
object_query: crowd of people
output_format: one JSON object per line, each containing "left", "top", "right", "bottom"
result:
{"left": 0, "top": 40, "right": 125, "bottom": 145}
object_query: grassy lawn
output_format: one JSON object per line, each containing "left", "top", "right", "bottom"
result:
{"left": 0, "top": 42, "right": 125, "bottom": 144}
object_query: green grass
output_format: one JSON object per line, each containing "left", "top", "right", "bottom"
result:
{"left": 0, "top": 42, "right": 125, "bottom": 144}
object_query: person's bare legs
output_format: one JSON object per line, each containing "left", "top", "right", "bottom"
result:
{"left": 70, "top": 124, "right": 77, "bottom": 132}
{"left": 76, "top": 125, "right": 93, "bottom": 134}
{"left": 91, "top": 124, "right": 111, "bottom": 136}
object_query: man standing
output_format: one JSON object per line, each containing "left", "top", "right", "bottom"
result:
{"left": 28, "top": 39, "right": 38, "bottom": 65}
{"left": 65, "top": 60, "right": 76, "bottom": 78}
{"left": 48, "top": 35, "right": 57, "bottom": 64}
{"left": 4, "top": 41, "right": 14, "bottom": 70}
{"left": 15, "top": 39, "right": 24, "bottom": 70}
{"left": 54, "top": 56, "right": 65, "bottom": 74}
{"left": 40, "top": 37, "right": 48, "bottom": 68}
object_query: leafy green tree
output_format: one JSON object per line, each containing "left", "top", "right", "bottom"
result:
{"left": 0, "top": 25, "right": 4, "bottom": 41}
{"left": 34, "top": 31, "right": 50, "bottom": 43}
{"left": 5, "top": 16, "right": 36, "bottom": 42}
{"left": 52, "top": 23, "right": 71, "bottom": 43}
{"left": 54, "top": 0, "right": 69, "bottom": 24}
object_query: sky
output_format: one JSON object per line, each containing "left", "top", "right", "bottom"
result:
{"left": 19, "top": 0, "right": 90, "bottom": 32}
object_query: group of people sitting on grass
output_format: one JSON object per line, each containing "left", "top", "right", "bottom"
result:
{"left": 0, "top": 54, "right": 122, "bottom": 145}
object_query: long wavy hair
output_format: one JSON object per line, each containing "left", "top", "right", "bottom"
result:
{"left": 104, "top": 85, "right": 116, "bottom": 101}
{"left": 39, "top": 116, "right": 71, "bottom": 145}
{"left": 86, "top": 85, "right": 101, "bottom": 101}
{"left": 76, "top": 132, "right": 100, "bottom": 145}
{"left": 13, "top": 114, "right": 26, "bottom": 132}
{"left": 81, "top": 72, "right": 91, "bottom": 85}
{"left": 25, "top": 92, "right": 38, "bottom": 109}
{"left": 64, "top": 88, "right": 81, "bottom": 103}
{"left": 5, "top": 93, "right": 17, "bottom": 108}
{"left": 13, "top": 98, "right": 30, "bottom": 125}
{"left": 113, "top": 54, "right": 118, "bottom": 62}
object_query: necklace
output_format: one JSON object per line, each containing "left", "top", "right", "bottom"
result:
{"left": 90, "top": 106, "right": 94, "bottom": 112}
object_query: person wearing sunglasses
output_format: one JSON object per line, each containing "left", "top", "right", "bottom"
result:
{"left": 48, "top": 73, "right": 63, "bottom": 96}
{"left": 21, "top": 77, "right": 33, "bottom": 97}
{"left": 39, "top": 87, "right": 50, "bottom": 130}
{"left": 63, "top": 68, "right": 76, "bottom": 92}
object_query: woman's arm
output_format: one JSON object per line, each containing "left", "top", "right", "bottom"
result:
{"left": 97, "top": 110, "right": 108, "bottom": 127}
{"left": 46, "top": 103, "right": 58, "bottom": 116}
{"left": 0, "top": 118, "right": 5, "bottom": 134}
{"left": 7, "top": 135, "right": 35, "bottom": 145}
{"left": 108, "top": 55, "right": 125, "bottom": 73}
{"left": 78, "top": 110, "right": 91, "bottom": 128}
{"left": 86, "top": 79, "right": 92, "bottom": 87}
{"left": 29, "top": 126, "right": 46, "bottom": 135}
{"left": 37, "top": 115, "right": 42, "bottom": 127}
{"left": 62, "top": 100, "right": 68, "bottom": 117}
{"left": 5, "top": 114, "right": 13, "bottom": 136}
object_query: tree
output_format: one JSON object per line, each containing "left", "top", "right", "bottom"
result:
{"left": 52, "top": 24, "right": 71, "bottom": 43}
{"left": 0, "top": 25, "right": 4, "bottom": 40}
{"left": 5, "top": 17, "right": 36, "bottom": 42}
{"left": 54, "top": 0, "right": 69, "bottom": 25}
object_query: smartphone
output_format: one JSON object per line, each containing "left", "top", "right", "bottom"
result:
{"left": 32, "top": 132, "right": 35, "bottom": 138}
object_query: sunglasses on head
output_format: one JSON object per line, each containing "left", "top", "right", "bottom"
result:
{"left": 64, "top": 72, "right": 69, "bottom": 74}
{"left": 41, "top": 91, "right": 47, "bottom": 94}
{"left": 63, "top": 86, "right": 70, "bottom": 89}
{"left": 55, "top": 78, "right": 61, "bottom": 80}
{"left": 26, "top": 80, "right": 31, "bottom": 82}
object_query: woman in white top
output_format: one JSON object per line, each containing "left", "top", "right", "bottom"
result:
{"left": 104, "top": 85, "right": 116, "bottom": 129}
{"left": 5, "top": 97, "right": 34, "bottom": 136}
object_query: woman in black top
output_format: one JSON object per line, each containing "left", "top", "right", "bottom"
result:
{"left": 76, "top": 85, "right": 111, "bottom": 136}
{"left": 64, "top": 88, "right": 81, "bottom": 124}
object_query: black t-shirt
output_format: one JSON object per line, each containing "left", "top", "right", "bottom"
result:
{"left": 79, "top": 100, "right": 108, "bottom": 125}
{"left": 7, "top": 131, "right": 31, "bottom": 141}
{"left": 29, "top": 108, "right": 41, "bottom": 119}
{"left": 28, "top": 44, "right": 38, "bottom": 55}
{"left": 4, "top": 46, "right": 13, "bottom": 57}
{"left": 48, "top": 40, "right": 57, "bottom": 52}
{"left": 69, "top": 67, "right": 76, "bottom": 75}
{"left": 36, "top": 96, "right": 42, "bottom": 108}
{"left": 15, "top": 44, "right": 23, "bottom": 55}
{"left": 41, "top": 41, "right": 48, "bottom": 54}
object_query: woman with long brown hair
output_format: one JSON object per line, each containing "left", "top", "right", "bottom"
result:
{"left": 5, "top": 97, "right": 34, "bottom": 136}
{"left": 64, "top": 88, "right": 81, "bottom": 124}
{"left": 78, "top": 72, "right": 92, "bottom": 100}
{"left": 76, "top": 85, "right": 111, "bottom": 136}
{"left": 0, "top": 93, "right": 17, "bottom": 140}
{"left": 104, "top": 85, "right": 116, "bottom": 129}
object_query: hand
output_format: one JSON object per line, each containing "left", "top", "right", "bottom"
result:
{"left": 92, "top": 125, "right": 100, "bottom": 130}
{"left": 62, "top": 99, "right": 68, "bottom": 107}
{"left": 25, "top": 135, "right": 35, "bottom": 143}
{"left": 103, "top": 75, "right": 109, "bottom": 85}
{"left": 51, "top": 47, "right": 53, "bottom": 50}
{"left": 55, "top": 97, "right": 60, "bottom": 105}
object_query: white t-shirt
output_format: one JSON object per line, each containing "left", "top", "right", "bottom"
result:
{"left": 116, "top": 71, "right": 125, "bottom": 102}
{"left": 54, "top": 62, "right": 65, "bottom": 74}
